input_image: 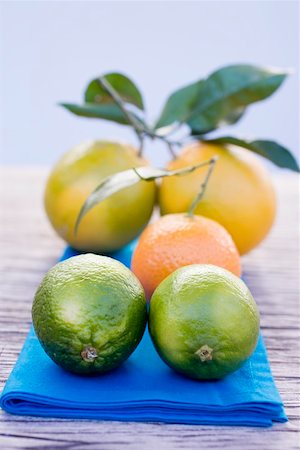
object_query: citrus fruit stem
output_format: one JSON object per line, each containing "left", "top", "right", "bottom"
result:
{"left": 81, "top": 346, "right": 98, "bottom": 362}
{"left": 95, "top": 78, "right": 187, "bottom": 160}
{"left": 187, "top": 156, "right": 218, "bottom": 217}
{"left": 165, "top": 140, "right": 177, "bottom": 159}
{"left": 98, "top": 76, "right": 145, "bottom": 154}
{"left": 195, "top": 345, "right": 214, "bottom": 362}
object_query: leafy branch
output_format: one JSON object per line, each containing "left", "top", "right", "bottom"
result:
{"left": 75, "top": 159, "right": 216, "bottom": 233}
{"left": 97, "top": 76, "right": 146, "bottom": 154}
{"left": 60, "top": 65, "right": 299, "bottom": 172}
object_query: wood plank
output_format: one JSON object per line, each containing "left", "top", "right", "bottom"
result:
{"left": 0, "top": 167, "right": 299, "bottom": 449}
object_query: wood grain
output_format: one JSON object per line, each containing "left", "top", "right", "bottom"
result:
{"left": 0, "top": 167, "right": 299, "bottom": 450}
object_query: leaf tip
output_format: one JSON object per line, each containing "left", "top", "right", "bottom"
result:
{"left": 292, "top": 159, "right": 300, "bottom": 173}
{"left": 284, "top": 67, "right": 295, "bottom": 75}
{"left": 74, "top": 205, "right": 86, "bottom": 236}
{"left": 132, "top": 167, "right": 145, "bottom": 180}
{"left": 74, "top": 216, "right": 80, "bottom": 237}
{"left": 59, "top": 102, "right": 73, "bottom": 111}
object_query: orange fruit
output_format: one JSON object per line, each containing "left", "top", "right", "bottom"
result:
{"left": 44, "top": 140, "right": 156, "bottom": 253}
{"left": 159, "top": 142, "right": 276, "bottom": 255}
{"left": 131, "top": 213, "right": 241, "bottom": 299}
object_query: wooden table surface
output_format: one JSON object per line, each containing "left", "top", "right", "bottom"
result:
{"left": 0, "top": 167, "right": 299, "bottom": 450}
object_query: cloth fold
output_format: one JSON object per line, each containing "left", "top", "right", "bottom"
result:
{"left": 0, "top": 244, "right": 287, "bottom": 426}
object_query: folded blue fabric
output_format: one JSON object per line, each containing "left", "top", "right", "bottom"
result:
{"left": 0, "top": 243, "right": 287, "bottom": 426}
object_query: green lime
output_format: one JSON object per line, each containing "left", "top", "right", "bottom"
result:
{"left": 32, "top": 254, "right": 147, "bottom": 374}
{"left": 149, "top": 264, "right": 260, "bottom": 380}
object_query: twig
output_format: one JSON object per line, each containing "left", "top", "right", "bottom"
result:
{"left": 137, "top": 137, "right": 145, "bottom": 157}
{"left": 187, "top": 156, "right": 218, "bottom": 217}
{"left": 97, "top": 78, "right": 183, "bottom": 158}
{"left": 133, "top": 158, "right": 217, "bottom": 182}
{"left": 165, "top": 141, "right": 177, "bottom": 159}
{"left": 98, "top": 76, "right": 145, "bottom": 149}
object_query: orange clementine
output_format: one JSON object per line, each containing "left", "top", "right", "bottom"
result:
{"left": 159, "top": 142, "right": 276, "bottom": 255}
{"left": 131, "top": 213, "right": 241, "bottom": 299}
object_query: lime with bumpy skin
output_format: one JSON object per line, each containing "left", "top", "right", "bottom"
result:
{"left": 32, "top": 254, "right": 147, "bottom": 375}
{"left": 149, "top": 264, "right": 260, "bottom": 380}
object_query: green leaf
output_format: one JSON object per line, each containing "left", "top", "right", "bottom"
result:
{"left": 155, "top": 80, "right": 204, "bottom": 130}
{"left": 60, "top": 73, "right": 145, "bottom": 127}
{"left": 155, "top": 64, "right": 289, "bottom": 134}
{"left": 85, "top": 72, "right": 144, "bottom": 110}
{"left": 204, "top": 136, "right": 299, "bottom": 172}
{"left": 75, "top": 162, "right": 215, "bottom": 233}
{"left": 60, "top": 102, "right": 128, "bottom": 124}
{"left": 60, "top": 102, "right": 145, "bottom": 127}
{"left": 188, "top": 65, "right": 288, "bottom": 134}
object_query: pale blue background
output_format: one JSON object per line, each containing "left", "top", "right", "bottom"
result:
{"left": 0, "top": 0, "right": 299, "bottom": 167}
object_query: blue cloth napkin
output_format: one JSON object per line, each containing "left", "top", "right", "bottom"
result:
{"left": 0, "top": 243, "right": 287, "bottom": 426}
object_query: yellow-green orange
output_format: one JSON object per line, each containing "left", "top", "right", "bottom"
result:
{"left": 149, "top": 264, "right": 260, "bottom": 380}
{"left": 32, "top": 254, "right": 147, "bottom": 374}
{"left": 159, "top": 142, "right": 276, "bottom": 255}
{"left": 44, "top": 141, "right": 156, "bottom": 253}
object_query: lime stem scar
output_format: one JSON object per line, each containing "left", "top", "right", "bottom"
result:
{"left": 81, "top": 346, "right": 98, "bottom": 362}
{"left": 195, "top": 345, "right": 213, "bottom": 362}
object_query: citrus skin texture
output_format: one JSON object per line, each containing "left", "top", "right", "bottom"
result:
{"left": 32, "top": 254, "right": 147, "bottom": 374}
{"left": 149, "top": 264, "right": 260, "bottom": 380}
{"left": 159, "top": 142, "right": 276, "bottom": 255}
{"left": 44, "top": 141, "right": 156, "bottom": 253}
{"left": 131, "top": 213, "right": 241, "bottom": 299}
